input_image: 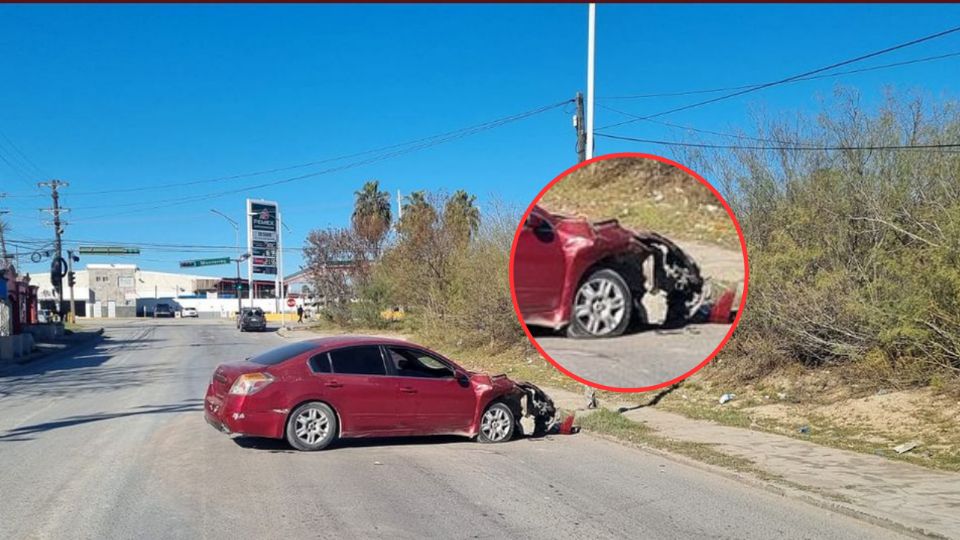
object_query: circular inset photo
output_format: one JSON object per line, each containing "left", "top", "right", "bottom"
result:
{"left": 509, "top": 153, "right": 748, "bottom": 392}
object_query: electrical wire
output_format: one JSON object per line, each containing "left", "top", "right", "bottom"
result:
{"left": 595, "top": 132, "right": 960, "bottom": 152}
{"left": 65, "top": 100, "right": 571, "bottom": 198}
{"left": 63, "top": 99, "right": 570, "bottom": 221}
{"left": 601, "top": 51, "right": 960, "bottom": 100}
{"left": 599, "top": 25, "right": 960, "bottom": 131}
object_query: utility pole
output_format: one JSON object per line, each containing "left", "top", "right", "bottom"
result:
{"left": 0, "top": 193, "right": 10, "bottom": 270}
{"left": 585, "top": 3, "right": 596, "bottom": 160}
{"left": 39, "top": 180, "right": 69, "bottom": 321}
{"left": 574, "top": 92, "right": 586, "bottom": 162}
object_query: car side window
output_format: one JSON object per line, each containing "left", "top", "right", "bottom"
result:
{"left": 386, "top": 347, "right": 454, "bottom": 379}
{"left": 308, "top": 353, "right": 332, "bottom": 373}
{"left": 329, "top": 346, "right": 387, "bottom": 376}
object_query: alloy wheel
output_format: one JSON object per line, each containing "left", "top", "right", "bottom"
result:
{"left": 294, "top": 407, "right": 330, "bottom": 446}
{"left": 573, "top": 277, "right": 626, "bottom": 336}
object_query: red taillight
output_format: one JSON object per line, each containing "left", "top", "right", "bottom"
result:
{"left": 229, "top": 372, "right": 274, "bottom": 395}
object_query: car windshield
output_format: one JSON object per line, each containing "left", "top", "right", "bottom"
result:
{"left": 249, "top": 341, "right": 317, "bottom": 366}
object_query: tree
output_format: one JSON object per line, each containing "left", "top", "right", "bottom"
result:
{"left": 443, "top": 190, "right": 481, "bottom": 244}
{"left": 351, "top": 180, "right": 391, "bottom": 253}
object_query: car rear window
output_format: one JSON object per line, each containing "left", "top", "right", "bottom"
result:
{"left": 329, "top": 346, "right": 387, "bottom": 375}
{"left": 249, "top": 341, "right": 317, "bottom": 366}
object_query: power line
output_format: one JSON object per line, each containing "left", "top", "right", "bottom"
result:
{"left": 65, "top": 100, "right": 572, "bottom": 198}
{"left": 597, "top": 103, "right": 800, "bottom": 145}
{"left": 601, "top": 51, "right": 960, "bottom": 100}
{"left": 595, "top": 132, "right": 960, "bottom": 152}
{"left": 599, "top": 25, "right": 960, "bottom": 131}
{"left": 67, "top": 100, "right": 571, "bottom": 221}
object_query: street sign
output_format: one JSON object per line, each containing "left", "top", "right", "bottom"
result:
{"left": 78, "top": 246, "right": 140, "bottom": 255}
{"left": 286, "top": 298, "right": 296, "bottom": 307}
{"left": 179, "top": 257, "right": 231, "bottom": 268}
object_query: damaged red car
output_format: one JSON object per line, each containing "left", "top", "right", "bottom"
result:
{"left": 205, "top": 336, "right": 556, "bottom": 451}
{"left": 513, "top": 205, "right": 705, "bottom": 338}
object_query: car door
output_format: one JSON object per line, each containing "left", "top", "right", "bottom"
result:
{"left": 323, "top": 345, "right": 401, "bottom": 436}
{"left": 514, "top": 209, "right": 568, "bottom": 315}
{"left": 384, "top": 346, "right": 477, "bottom": 435}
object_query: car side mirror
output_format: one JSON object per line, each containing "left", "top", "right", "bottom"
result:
{"left": 456, "top": 372, "right": 470, "bottom": 387}
{"left": 525, "top": 213, "right": 544, "bottom": 230}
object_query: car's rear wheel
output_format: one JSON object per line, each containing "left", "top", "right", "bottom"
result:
{"left": 477, "top": 402, "right": 514, "bottom": 443}
{"left": 567, "top": 268, "right": 632, "bottom": 338}
{"left": 286, "top": 402, "right": 338, "bottom": 451}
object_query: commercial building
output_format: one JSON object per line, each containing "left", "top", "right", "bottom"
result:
{"left": 28, "top": 264, "right": 289, "bottom": 318}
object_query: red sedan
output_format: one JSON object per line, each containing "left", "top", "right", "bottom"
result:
{"left": 513, "top": 205, "right": 704, "bottom": 338}
{"left": 205, "top": 336, "right": 556, "bottom": 451}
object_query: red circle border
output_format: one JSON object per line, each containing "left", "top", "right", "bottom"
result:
{"left": 508, "top": 152, "right": 750, "bottom": 393}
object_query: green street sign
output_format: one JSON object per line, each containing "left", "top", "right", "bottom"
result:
{"left": 179, "top": 257, "right": 231, "bottom": 268}
{"left": 78, "top": 246, "right": 140, "bottom": 255}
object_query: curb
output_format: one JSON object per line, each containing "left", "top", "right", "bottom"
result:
{"left": 534, "top": 385, "right": 945, "bottom": 539}
{"left": 582, "top": 429, "right": 942, "bottom": 539}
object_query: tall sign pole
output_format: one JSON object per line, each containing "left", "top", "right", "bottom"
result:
{"left": 585, "top": 3, "right": 596, "bottom": 160}
{"left": 246, "top": 199, "right": 280, "bottom": 315}
{"left": 278, "top": 210, "right": 285, "bottom": 329}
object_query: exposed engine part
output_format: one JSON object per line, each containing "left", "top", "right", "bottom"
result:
{"left": 515, "top": 382, "right": 558, "bottom": 436}
{"left": 632, "top": 231, "right": 705, "bottom": 325}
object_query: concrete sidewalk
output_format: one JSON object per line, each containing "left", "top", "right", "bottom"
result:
{"left": 545, "top": 386, "right": 960, "bottom": 539}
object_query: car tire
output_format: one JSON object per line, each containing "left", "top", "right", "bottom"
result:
{"left": 286, "top": 402, "right": 338, "bottom": 451}
{"left": 477, "top": 402, "right": 515, "bottom": 443}
{"left": 566, "top": 268, "right": 632, "bottom": 339}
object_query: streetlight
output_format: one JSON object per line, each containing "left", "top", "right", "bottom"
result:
{"left": 234, "top": 252, "right": 250, "bottom": 317}
{"left": 210, "top": 209, "right": 240, "bottom": 254}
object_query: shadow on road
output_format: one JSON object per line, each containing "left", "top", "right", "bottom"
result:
{"left": 0, "top": 399, "right": 203, "bottom": 442}
{"left": 232, "top": 434, "right": 485, "bottom": 453}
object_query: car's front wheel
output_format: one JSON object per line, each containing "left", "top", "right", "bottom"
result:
{"left": 567, "top": 268, "right": 632, "bottom": 338}
{"left": 477, "top": 402, "right": 514, "bottom": 443}
{"left": 286, "top": 402, "right": 338, "bottom": 451}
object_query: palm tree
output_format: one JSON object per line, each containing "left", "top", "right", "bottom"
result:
{"left": 351, "top": 180, "right": 391, "bottom": 251}
{"left": 443, "top": 190, "right": 481, "bottom": 241}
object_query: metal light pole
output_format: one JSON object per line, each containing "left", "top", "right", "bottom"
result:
{"left": 210, "top": 209, "right": 240, "bottom": 255}
{"left": 585, "top": 3, "right": 596, "bottom": 160}
{"left": 234, "top": 253, "right": 250, "bottom": 319}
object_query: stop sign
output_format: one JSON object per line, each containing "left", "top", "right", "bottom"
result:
{"left": 287, "top": 298, "right": 296, "bottom": 307}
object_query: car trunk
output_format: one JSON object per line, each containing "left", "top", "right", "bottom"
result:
{"left": 210, "top": 361, "right": 263, "bottom": 398}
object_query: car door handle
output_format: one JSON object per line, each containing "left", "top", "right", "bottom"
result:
{"left": 324, "top": 381, "right": 343, "bottom": 388}
{"left": 399, "top": 386, "right": 417, "bottom": 394}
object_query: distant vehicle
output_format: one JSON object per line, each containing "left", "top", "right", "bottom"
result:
{"left": 239, "top": 308, "right": 267, "bottom": 332}
{"left": 181, "top": 307, "right": 199, "bottom": 318}
{"left": 154, "top": 303, "right": 175, "bottom": 318}
{"left": 204, "top": 336, "right": 557, "bottom": 451}
{"left": 37, "top": 309, "right": 53, "bottom": 324}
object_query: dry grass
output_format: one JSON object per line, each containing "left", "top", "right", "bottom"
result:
{"left": 657, "top": 370, "right": 960, "bottom": 472}
{"left": 541, "top": 157, "right": 739, "bottom": 249}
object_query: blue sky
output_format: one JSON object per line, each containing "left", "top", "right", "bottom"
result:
{"left": 1, "top": 4, "right": 958, "bottom": 277}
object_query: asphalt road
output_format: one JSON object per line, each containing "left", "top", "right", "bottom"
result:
{"left": 536, "top": 324, "right": 732, "bottom": 389}
{"left": 0, "top": 319, "right": 902, "bottom": 540}
{"left": 532, "top": 240, "right": 744, "bottom": 389}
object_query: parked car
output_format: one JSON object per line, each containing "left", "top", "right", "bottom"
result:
{"left": 512, "top": 205, "right": 704, "bottom": 338}
{"left": 181, "top": 307, "right": 199, "bottom": 318}
{"left": 204, "top": 336, "right": 556, "bottom": 451}
{"left": 154, "top": 303, "right": 175, "bottom": 318}
{"left": 37, "top": 308, "right": 53, "bottom": 323}
{"left": 239, "top": 307, "right": 267, "bottom": 332}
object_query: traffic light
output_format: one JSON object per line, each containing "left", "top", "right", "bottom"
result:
{"left": 67, "top": 271, "right": 76, "bottom": 288}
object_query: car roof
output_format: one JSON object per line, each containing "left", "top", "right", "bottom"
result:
{"left": 303, "top": 335, "right": 423, "bottom": 350}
